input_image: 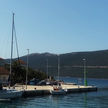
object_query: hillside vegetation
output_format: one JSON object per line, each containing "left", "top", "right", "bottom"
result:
{"left": 5, "top": 50, "right": 108, "bottom": 79}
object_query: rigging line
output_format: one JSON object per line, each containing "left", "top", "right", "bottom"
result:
{"left": 13, "top": 22, "right": 20, "bottom": 61}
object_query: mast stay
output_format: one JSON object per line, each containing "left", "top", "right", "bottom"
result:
{"left": 9, "top": 13, "right": 20, "bottom": 87}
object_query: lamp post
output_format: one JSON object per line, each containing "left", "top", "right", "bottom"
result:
{"left": 83, "top": 58, "right": 87, "bottom": 86}
{"left": 26, "top": 49, "right": 29, "bottom": 89}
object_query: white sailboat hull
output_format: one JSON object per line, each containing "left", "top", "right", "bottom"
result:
{"left": 0, "top": 89, "right": 23, "bottom": 100}
{"left": 50, "top": 89, "right": 67, "bottom": 95}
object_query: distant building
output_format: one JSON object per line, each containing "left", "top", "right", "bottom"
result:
{"left": 0, "top": 67, "right": 9, "bottom": 84}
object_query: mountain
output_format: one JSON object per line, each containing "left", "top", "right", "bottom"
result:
{"left": 15, "top": 50, "right": 108, "bottom": 79}
{"left": 5, "top": 50, "right": 108, "bottom": 79}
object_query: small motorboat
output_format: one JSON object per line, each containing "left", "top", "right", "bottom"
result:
{"left": 50, "top": 86, "right": 67, "bottom": 95}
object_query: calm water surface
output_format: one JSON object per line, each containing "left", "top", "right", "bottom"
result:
{"left": 0, "top": 77, "right": 108, "bottom": 108}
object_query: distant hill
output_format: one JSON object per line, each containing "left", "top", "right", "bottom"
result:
{"left": 5, "top": 50, "right": 108, "bottom": 79}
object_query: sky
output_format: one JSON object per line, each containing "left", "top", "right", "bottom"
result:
{"left": 0, "top": 0, "right": 108, "bottom": 58}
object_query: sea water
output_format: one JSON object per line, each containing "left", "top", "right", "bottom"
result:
{"left": 0, "top": 77, "right": 108, "bottom": 108}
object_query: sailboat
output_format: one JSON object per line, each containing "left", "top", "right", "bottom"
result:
{"left": 0, "top": 13, "right": 23, "bottom": 100}
{"left": 50, "top": 55, "right": 67, "bottom": 95}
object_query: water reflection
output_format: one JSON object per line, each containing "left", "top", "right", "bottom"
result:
{"left": 0, "top": 99, "right": 17, "bottom": 108}
{"left": 51, "top": 95, "right": 67, "bottom": 108}
{"left": 83, "top": 93, "right": 88, "bottom": 108}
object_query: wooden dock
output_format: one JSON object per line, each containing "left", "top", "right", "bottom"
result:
{"left": 8, "top": 84, "right": 97, "bottom": 97}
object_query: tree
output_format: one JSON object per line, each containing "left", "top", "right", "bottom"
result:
{"left": 5, "top": 60, "right": 47, "bottom": 85}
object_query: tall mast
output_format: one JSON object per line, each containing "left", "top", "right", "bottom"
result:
{"left": 9, "top": 13, "right": 14, "bottom": 87}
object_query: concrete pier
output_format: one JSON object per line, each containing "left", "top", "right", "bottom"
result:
{"left": 9, "top": 84, "right": 97, "bottom": 97}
